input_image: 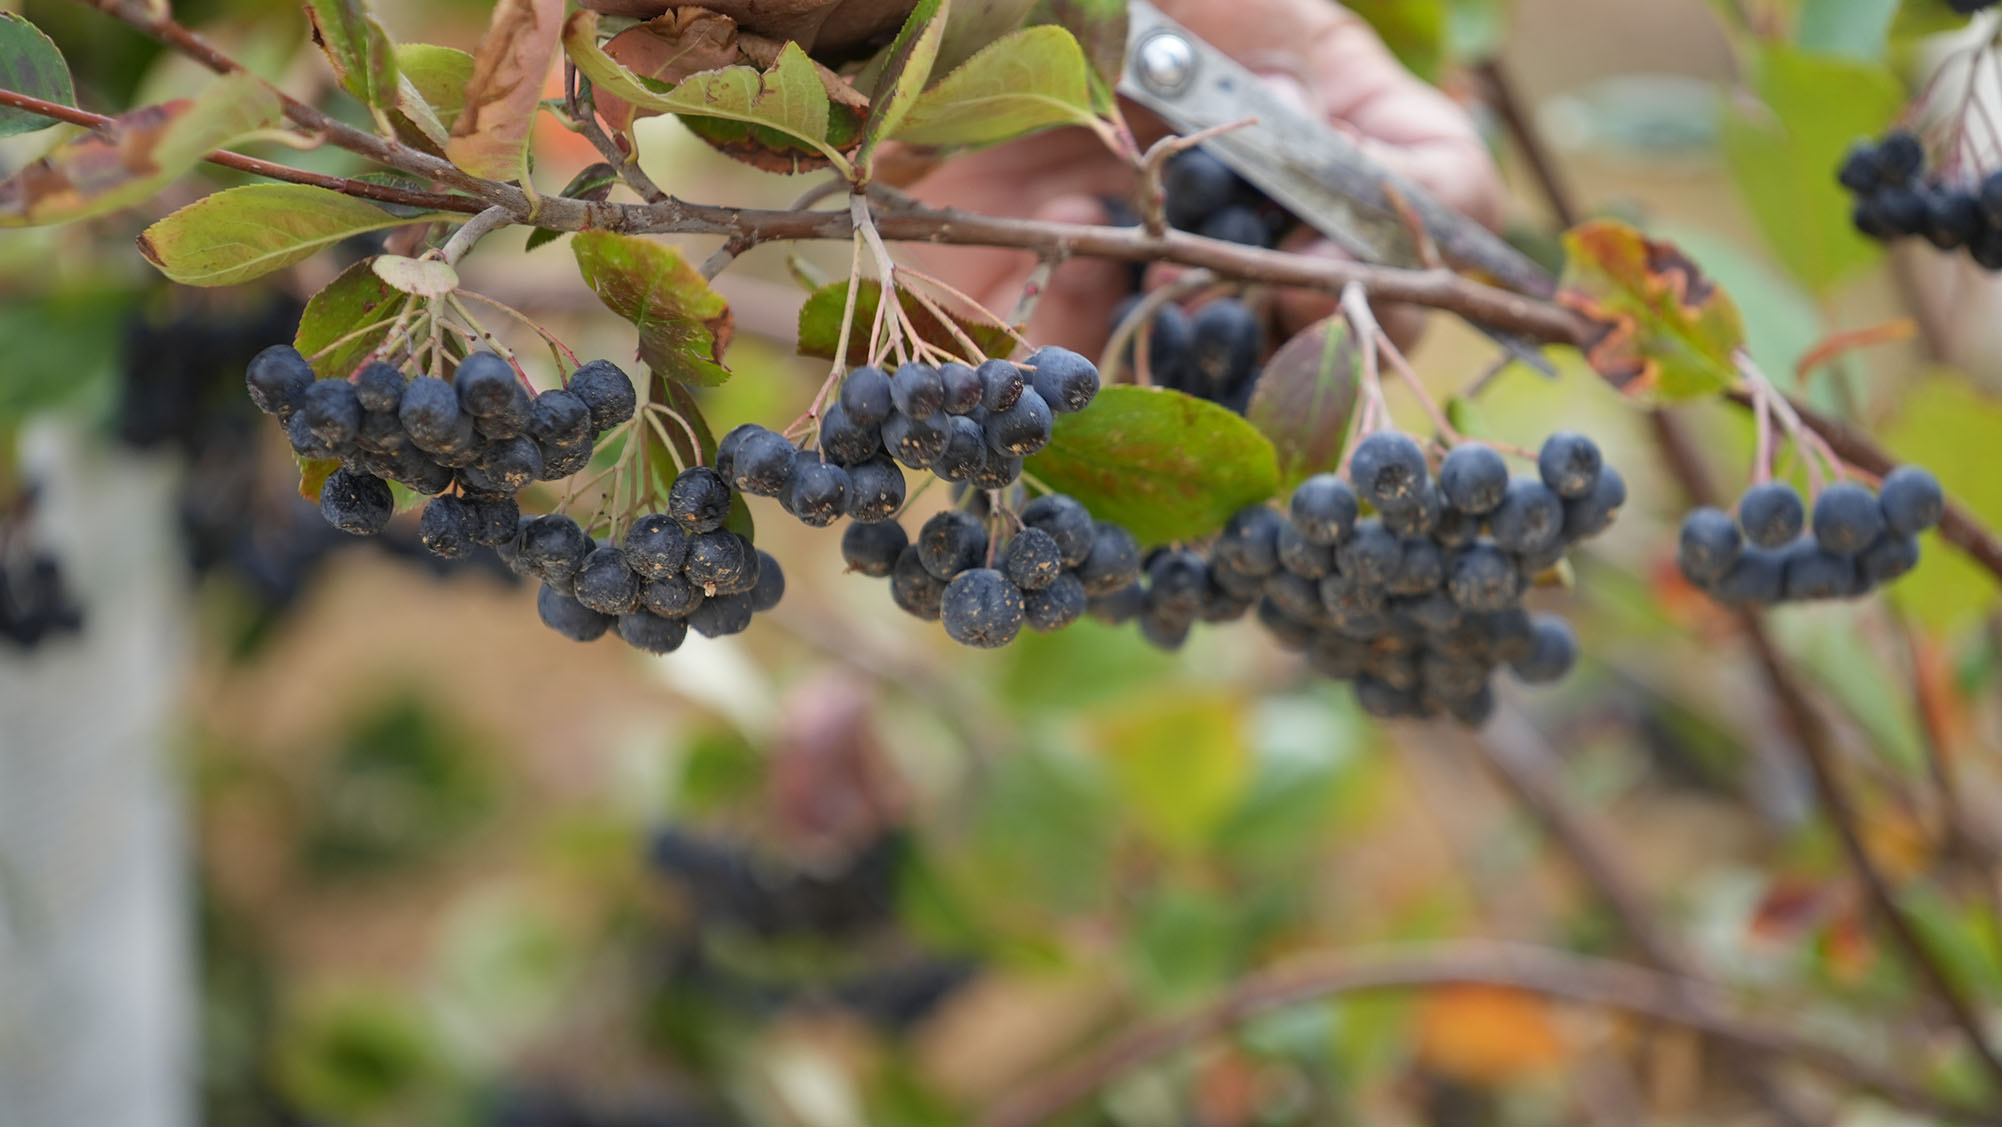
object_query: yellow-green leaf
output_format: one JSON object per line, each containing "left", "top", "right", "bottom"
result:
{"left": 1882, "top": 374, "right": 2002, "bottom": 633}
{"left": 858, "top": 0, "right": 948, "bottom": 171}
{"left": 1094, "top": 691, "right": 1251, "bottom": 852}
{"left": 892, "top": 25, "right": 1096, "bottom": 147}
{"left": 138, "top": 184, "right": 452, "bottom": 287}
{"left": 397, "top": 44, "right": 475, "bottom": 131}
{"left": 295, "top": 257, "right": 409, "bottom": 380}
{"left": 304, "top": 0, "right": 399, "bottom": 114}
{"left": 0, "top": 73, "right": 282, "bottom": 228}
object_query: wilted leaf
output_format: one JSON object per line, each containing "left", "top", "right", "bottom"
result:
{"left": 1026, "top": 0, "right": 1124, "bottom": 105}
{"left": 447, "top": 0, "right": 563, "bottom": 182}
{"left": 573, "top": 230, "right": 733, "bottom": 387}
{"left": 1556, "top": 220, "right": 1746, "bottom": 403}
{"left": 372, "top": 254, "right": 460, "bottom": 297}
{"left": 1025, "top": 385, "right": 1280, "bottom": 545}
{"left": 304, "top": 0, "right": 399, "bottom": 115}
{"left": 0, "top": 73, "right": 282, "bottom": 228}
{"left": 1094, "top": 691, "right": 1250, "bottom": 852}
{"left": 0, "top": 13, "right": 75, "bottom": 139}
{"left": 397, "top": 44, "right": 475, "bottom": 130}
{"left": 858, "top": 0, "right": 948, "bottom": 172}
{"left": 1720, "top": 45, "right": 1900, "bottom": 291}
{"left": 138, "top": 185, "right": 451, "bottom": 287}
{"left": 593, "top": 8, "right": 745, "bottom": 134}
{"left": 295, "top": 258, "right": 408, "bottom": 379}
{"left": 1245, "top": 317, "right": 1359, "bottom": 493}
{"left": 564, "top": 10, "right": 850, "bottom": 173}
{"left": 795, "top": 278, "right": 1015, "bottom": 363}
{"left": 892, "top": 25, "right": 1096, "bottom": 147}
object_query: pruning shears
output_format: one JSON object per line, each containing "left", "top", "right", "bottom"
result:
{"left": 1115, "top": 0, "right": 1556, "bottom": 361}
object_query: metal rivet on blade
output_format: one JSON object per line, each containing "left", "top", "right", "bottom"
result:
{"left": 1134, "top": 32, "right": 1196, "bottom": 94}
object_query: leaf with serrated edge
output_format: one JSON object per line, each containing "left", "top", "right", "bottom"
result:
{"left": 573, "top": 230, "right": 734, "bottom": 387}
{"left": 398, "top": 44, "right": 475, "bottom": 130}
{"left": 1245, "top": 318, "right": 1359, "bottom": 493}
{"left": 304, "top": 0, "right": 398, "bottom": 114}
{"left": 448, "top": 0, "right": 562, "bottom": 181}
{"left": 296, "top": 258, "right": 407, "bottom": 380}
{"left": 859, "top": 0, "right": 948, "bottom": 172}
{"left": 1556, "top": 220, "right": 1746, "bottom": 404}
{"left": 0, "top": 73, "right": 281, "bottom": 228}
{"left": 1027, "top": 0, "right": 1124, "bottom": 107}
{"left": 796, "top": 278, "right": 1014, "bottom": 363}
{"left": 563, "top": 10, "right": 847, "bottom": 172}
{"left": 892, "top": 25, "right": 1095, "bottom": 148}
{"left": 1026, "top": 385, "right": 1279, "bottom": 545}
{"left": 372, "top": 255, "right": 460, "bottom": 297}
{"left": 0, "top": 13, "right": 75, "bottom": 139}
{"left": 138, "top": 184, "right": 452, "bottom": 287}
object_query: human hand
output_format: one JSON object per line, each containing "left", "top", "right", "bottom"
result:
{"left": 899, "top": 0, "right": 1504, "bottom": 355}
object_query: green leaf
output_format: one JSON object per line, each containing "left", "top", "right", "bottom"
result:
{"left": 893, "top": 25, "right": 1096, "bottom": 148}
{"left": 795, "top": 278, "right": 1015, "bottom": 363}
{"left": 1556, "top": 220, "right": 1747, "bottom": 403}
{"left": 396, "top": 44, "right": 476, "bottom": 131}
{"left": 525, "top": 163, "right": 619, "bottom": 252}
{"left": 304, "top": 0, "right": 399, "bottom": 115}
{"left": 1245, "top": 317, "right": 1359, "bottom": 493}
{"left": 1129, "top": 886, "right": 1238, "bottom": 1001}
{"left": 0, "top": 72, "right": 283, "bottom": 228}
{"left": 137, "top": 185, "right": 449, "bottom": 287}
{"left": 563, "top": 10, "right": 848, "bottom": 174}
{"left": 1720, "top": 46, "right": 1902, "bottom": 292}
{"left": 447, "top": 0, "right": 563, "bottom": 182}
{"left": 573, "top": 230, "right": 733, "bottom": 387}
{"left": 1094, "top": 691, "right": 1251, "bottom": 853}
{"left": 295, "top": 258, "right": 410, "bottom": 380}
{"left": 1346, "top": 0, "right": 1447, "bottom": 82}
{"left": 297, "top": 456, "right": 340, "bottom": 503}
{"left": 1026, "top": 0, "right": 1125, "bottom": 104}
{"left": 936, "top": 0, "right": 1039, "bottom": 80}
{"left": 1890, "top": 0, "right": 1971, "bottom": 42}
{"left": 0, "top": 13, "right": 75, "bottom": 139}
{"left": 1882, "top": 374, "right": 2002, "bottom": 633}
{"left": 859, "top": 0, "right": 949, "bottom": 172}
{"left": 1025, "top": 385, "right": 1280, "bottom": 545}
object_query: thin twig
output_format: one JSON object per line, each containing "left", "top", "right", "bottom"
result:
{"left": 981, "top": 940, "right": 1988, "bottom": 1127}
{"left": 1008, "top": 254, "right": 1062, "bottom": 329}
{"left": 1099, "top": 270, "right": 1216, "bottom": 385}
{"left": 441, "top": 204, "right": 517, "bottom": 265}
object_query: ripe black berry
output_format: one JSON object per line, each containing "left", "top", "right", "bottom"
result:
{"left": 399, "top": 376, "right": 462, "bottom": 448}
{"left": 1438, "top": 444, "right": 1508, "bottom": 515}
{"left": 574, "top": 546, "right": 641, "bottom": 615}
{"left": 891, "top": 362, "right": 946, "bottom": 418}
{"left": 1859, "top": 533, "right": 1921, "bottom": 584}
{"left": 983, "top": 387, "right": 1053, "bottom": 457}
{"left": 1004, "top": 527, "right": 1064, "bottom": 590}
{"left": 1276, "top": 521, "right": 1335, "bottom": 579}
{"left": 918, "top": 509, "right": 987, "bottom": 580}
{"left": 688, "top": 591, "right": 754, "bottom": 638}
{"left": 641, "top": 574, "right": 702, "bottom": 618}
{"left": 1536, "top": 431, "right": 1601, "bottom": 500}
{"left": 1026, "top": 346, "right": 1100, "bottom": 414}
{"left": 1289, "top": 475, "right": 1358, "bottom": 546}
{"left": 301, "top": 379, "right": 361, "bottom": 447}
{"left": 1023, "top": 572, "right": 1086, "bottom": 632}
{"left": 840, "top": 366, "right": 894, "bottom": 426}
{"left": 538, "top": 583, "right": 612, "bottom": 642}
{"left": 1677, "top": 507, "right": 1741, "bottom": 584}
{"left": 1335, "top": 519, "right": 1400, "bottom": 587}
{"left": 977, "top": 359, "right": 1025, "bottom": 413}
{"left": 1076, "top": 520, "right": 1142, "bottom": 595}
{"left": 784, "top": 453, "right": 850, "bottom": 528}
{"left": 1781, "top": 541, "right": 1860, "bottom": 601}
{"left": 683, "top": 530, "right": 750, "bottom": 590}
{"left": 618, "top": 611, "right": 688, "bottom": 654}
{"left": 750, "top": 551, "right": 785, "bottom": 613}
{"left": 1147, "top": 549, "right": 1208, "bottom": 614}
{"left": 246, "top": 344, "right": 313, "bottom": 417}
{"left": 1388, "top": 537, "right": 1445, "bottom": 596}
{"left": 357, "top": 408, "right": 406, "bottom": 453}
{"left": 942, "top": 569, "right": 1024, "bottom": 648}
{"left": 1381, "top": 483, "right": 1444, "bottom": 538}
{"left": 845, "top": 455, "right": 907, "bottom": 522}
{"left": 931, "top": 415, "right": 989, "bottom": 481}
{"left": 467, "top": 434, "right": 542, "bottom": 495}
{"left": 1445, "top": 542, "right": 1517, "bottom": 611}
{"left": 1349, "top": 432, "right": 1430, "bottom": 513}
{"left": 1836, "top": 139, "right": 1881, "bottom": 193}
{"left": 1811, "top": 482, "right": 1885, "bottom": 557}
{"left": 1562, "top": 466, "right": 1626, "bottom": 541}
{"left": 622, "top": 515, "right": 688, "bottom": 581}
{"left": 818, "top": 400, "right": 880, "bottom": 465}
{"left": 521, "top": 514, "right": 592, "bottom": 582}
{"left": 938, "top": 362, "right": 984, "bottom": 415}
{"left": 882, "top": 409, "right": 950, "bottom": 469}
{"left": 469, "top": 497, "right": 519, "bottom": 546}
{"left": 1488, "top": 478, "right": 1564, "bottom": 555}
{"left": 1714, "top": 548, "right": 1785, "bottom": 605}
{"left": 726, "top": 426, "right": 797, "bottom": 496}
{"left": 538, "top": 440, "right": 593, "bottom": 482}
{"left": 354, "top": 361, "right": 405, "bottom": 413}
{"left": 418, "top": 495, "right": 476, "bottom": 557}
{"left": 1216, "top": 504, "right": 1284, "bottom": 575}
{"left": 528, "top": 389, "right": 592, "bottom": 447}
{"left": 1163, "top": 148, "right": 1240, "bottom": 230}
{"left": 669, "top": 466, "right": 733, "bottom": 533}
{"left": 842, "top": 520, "right": 909, "bottom": 577}
{"left": 1188, "top": 298, "right": 1263, "bottom": 401}
{"left": 1510, "top": 616, "right": 1576, "bottom": 684}
{"left": 569, "top": 359, "right": 636, "bottom": 432}
{"left": 287, "top": 411, "right": 336, "bottom": 459}
{"left": 1879, "top": 465, "right": 1943, "bottom": 536}
{"left": 1878, "top": 129, "right": 1924, "bottom": 184}
{"left": 319, "top": 467, "right": 394, "bottom": 535}
{"left": 1020, "top": 494, "right": 1095, "bottom": 567}
{"left": 1738, "top": 481, "right": 1804, "bottom": 548}
{"left": 455, "top": 352, "right": 517, "bottom": 416}
{"left": 1200, "top": 205, "right": 1270, "bottom": 248}
{"left": 890, "top": 545, "right": 947, "bottom": 620}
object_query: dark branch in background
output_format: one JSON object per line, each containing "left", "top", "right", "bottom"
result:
{"left": 979, "top": 941, "right": 1991, "bottom": 1127}
{"left": 0, "top": 87, "right": 484, "bottom": 214}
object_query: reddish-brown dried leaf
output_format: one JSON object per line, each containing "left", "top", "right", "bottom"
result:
{"left": 595, "top": 8, "right": 744, "bottom": 134}
{"left": 447, "top": 0, "right": 564, "bottom": 181}
{"left": 1556, "top": 220, "right": 1746, "bottom": 404}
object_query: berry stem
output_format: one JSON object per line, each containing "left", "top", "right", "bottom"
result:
{"left": 455, "top": 290, "right": 582, "bottom": 374}
{"left": 900, "top": 281, "right": 991, "bottom": 365}
{"left": 442, "top": 292, "right": 527, "bottom": 382}
{"left": 1099, "top": 270, "right": 1218, "bottom": 386}
{"left": 1344, "top": 285, "right": 1465, "bottom": 446}
{"left": 304, "top": 293, "right": 417, "bottom": 364}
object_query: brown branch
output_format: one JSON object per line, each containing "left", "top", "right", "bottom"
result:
{"left": 0, "top": 86, "right": 484, "bottom": 214}
{"left": 1477, "top": 58, "right": 1582, "bottom": 229}
{"left": 980, "top": 941, "right": 1988, "bottom": 1127}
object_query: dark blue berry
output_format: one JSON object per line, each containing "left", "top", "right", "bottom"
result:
{"left": 726, "top": 426, "right": 797, "bottom": 497}
{"left": 538, "top": 583, "right": 612, "bottom": 642}
{"left": 749, "top": 551, "right": 785, "bottom": 613}
{"left": 469, "top": 497, "right": 519, "bottom": 546}
{"left": 454, "top": 353, "right": 517, "bottom": 416}
{"left": 467, "top": 434, "right": 542, "bottom": 495}
{"left": 354, "top": 361, "right": 404, "bottom": 413}
{"left": 1200, "top": 205, "right": 1271, "bottom": 247}
{"left": 845, "top": 455, "right": 907, "bottom": 522}
{"left": 1335, "top": 518, "right": 1400, "bottom": 587}
{"left": 683, "top": 529, "right": 750, "bottom": 590}
{"left": 1088, "top": 582, "right": 1147, "bottom": 625}
{"left": 984, "top": 387, "right": 1053, "bottom": 457}
{"left": 418, "top": 495, "right": 476, "bottom": 557}
{"left": 1188, "top": 298, "right": 1263, "bottom": 401}
{"left": 1536, "top": 431, "right": 1601, "bottom": 500}
{"left": 1877, "top": 129, "right": 1924, "bottom": 184}
{"left": 1738, "top": 481, "right": 1804, "bottom": 549}
{"left": 575, "top": 546, "right": 641, "bottom": 615}
{"left": 938, "top": 362, "right": 985, "bottom": 415}
{"left": 1163, "top": 148, "right": 1240, "bottom": 230}
{"left": 1215, "top": 505, "right": 1284, "bottom": 575}
{"left": 891, "top": 545, "right": 947, "bottom": 621}
{"left": 246, "top": 345, "right": 313, "bottom": 417}
{"left": 1020, "top": 493, "right": 1095, "bottom": 567}
{"left": 521, "top": 514, "right": 592, "bottom": 582}
{"left": 1382, "top": 483, "right": 1444, "bottom": 538}
{"left": 569, "top": 360, "right": 636, "bottom": 432}
{"left": 1289, "top": 475, "right": 1358, "bottom": 545}
{"left": 930, "top": 415, "right": 989, "bottom": 481}
{"left": 1439, "top": 443, "right": 1509, "bottom": 515}
{"left": 1388, "top": 537, "right": 1445, "bottom": 596}
{"left": 1812, "top": 482, "right": 1885, "bottom": 557}
{"left": 537, "top": 439, "right": 593, "bottom": 482}
{"left": 1677, "top": 507, "right": 1741, "bottom": 584}
{"left": 1027, "top": 346, "right": 1099, "bottom": 414}
{"left": 1714, "top": 547, "right": 1785, "bottom": 605}
{"left": 640, "top": 574, "right": 702, "bottom": 618}
{"left": 1077, "top": 520, "right": 1142, "bottom": 596}
{"left": 618, "top": 611, "right": 687, "bottom": 653}
{"left": 287, "top": 411, "right": 336, "bottom": 459}
{"left": 1446, "top": 542, "right": 1518, "bottom": 611}
{"left": 319, "top": 468, "right": 393, "bottom": 535}
{"left": 688, "top": 591, "right": 755, "bottom": 638}
{"left": 528, "top": 389, "right": 591, "bottom": 447}
{"left": 918, "top": 509, "right": 987, "bottom": 580}
{"left": 1510, "top": 616, "right": 1576, "bottom": 684}
{"left": 1348, "top": 432, "right": 1430, "bottom": 513}
{"left": 1004, "top": 527, "right": 1064, "bottom": 591}
{"left": 843, "top": 520, "right": 909, "bottom": 577}
{"left": 1879, "top": 465, "right": 1943, "bottom": 536}
{"left": 976, "top": 359, "right": 1024, "bottom": 413}
{"left": 882, "top": 409, "right": 950, "bottom": 469}
{"left": 840, "top": 366, "right": 894, "bottom": 426}
{"left": 623, "top": 514, "right": 688, "bottom": 579}
{"left": 1836, "top": 139, "right": 1881, "bottom": 193}
{"left": 301, "top": 378, "right": 361, "bottom": 447}
{"left": 1146, "top": 549, "right": 1208, "bottom": 615}
{"left": 818, "top": 399, "right": 880, "bottom": 465}
{"left": 1023, "top": 572, "right": 1086, "bottom": 632}
{"left": 891, "top": 362, "right": 946, "bottom": 418}
{"left": 1859, "top": 533, "right": 1921, "bottom": 585}
{"left": 1276, "top": 521, "right": 1335, "bottom": 578}
{"left": 784, "top": 453, "right": 850, "bottom": 528}
{"left": 398, "top": 376, "right": 462, "bottom": 448}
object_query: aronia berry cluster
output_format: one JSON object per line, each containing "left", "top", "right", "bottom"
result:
{"left": 1677, "top": 467, "right": 1943, "bottom": 605}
